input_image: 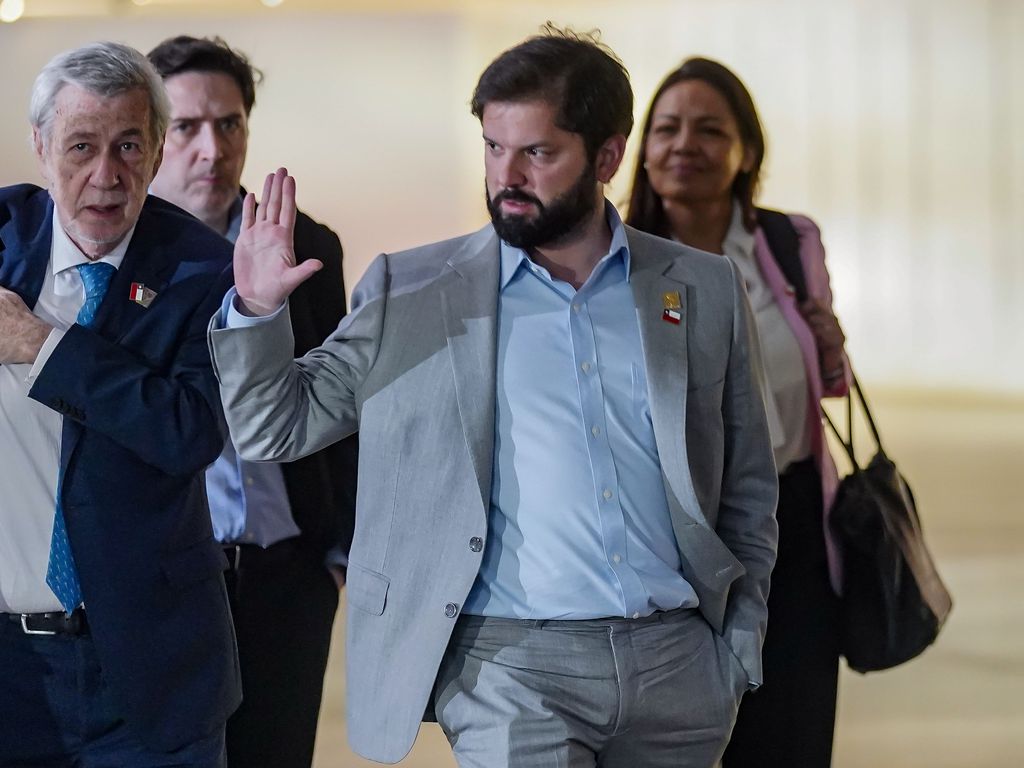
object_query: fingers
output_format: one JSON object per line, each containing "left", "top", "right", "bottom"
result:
{"left": 281, "top": 258, "right": 323, "bottom": 295}
{"left": 258, "top": 173, "right": 274, "bottom": 222}
{"left": 280, "top": 174, "right": 297, "bottom": 234}
{"left": 264, "top": 167, "right": 288, "bottom": 224}
{"left": 254, "top": 168, "right": 294, "bottom": 226}
{"left": 241, "top": 191, "right": 256, "bottom": 231}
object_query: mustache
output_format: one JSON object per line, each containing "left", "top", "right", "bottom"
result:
{"left": 492, "top": 188, "right": 543, "bottom": 208}
{"left": 82, "top": 198, "right": 127, "bottom": 208}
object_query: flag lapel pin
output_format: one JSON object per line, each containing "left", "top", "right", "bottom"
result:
{"left": 129, "top": 282, "right": 157, "bottom": 308}
{"left": 662, "top": 290, "right": 682, "bottom": 325}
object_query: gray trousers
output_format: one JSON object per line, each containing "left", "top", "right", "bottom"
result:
{"left": 433, "top": 607, "right": 747, "bottom": 768}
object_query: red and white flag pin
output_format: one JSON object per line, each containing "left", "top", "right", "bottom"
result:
{"left": 129, "top": 282, "right": 157, "bottom": 308}
{"left": 662, "top": 291, "right": 682, "bottom": 325}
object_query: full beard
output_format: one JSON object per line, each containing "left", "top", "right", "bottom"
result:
{"left": 486, "top": 163, "right": 600, "bottom": 251}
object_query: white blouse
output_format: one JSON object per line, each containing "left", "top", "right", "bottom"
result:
{"left": 721, "top": 204, "right": 812, "bottom": 474}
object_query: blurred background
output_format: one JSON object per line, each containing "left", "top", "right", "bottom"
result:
{"left": 1, "top": 1, "right": 1021, "bottom": 765}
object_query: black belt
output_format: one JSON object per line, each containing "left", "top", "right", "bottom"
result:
{"left": 6, "top": 608, "right": 89, "bottom": 636}
{"left": 222, "top": 538, "right": 305, "bottom": 572}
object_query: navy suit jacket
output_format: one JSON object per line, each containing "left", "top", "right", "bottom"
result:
{"left": 0, "top": 184, "right": 241, "bottom": 751}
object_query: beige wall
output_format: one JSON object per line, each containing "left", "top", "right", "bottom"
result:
{"left": 1, "top": 0, "right": 1020, "bottom": 394}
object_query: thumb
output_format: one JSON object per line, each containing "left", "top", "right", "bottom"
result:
{"left": 280, "top": 258, "right": 323, "bottom": 294}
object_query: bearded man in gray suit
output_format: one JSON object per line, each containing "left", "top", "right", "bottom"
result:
{"left": 211, "top": 27, "right": 778, "bottom": 768}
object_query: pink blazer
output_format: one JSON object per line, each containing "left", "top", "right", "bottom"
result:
{"left": 753, "top": 214, "right": 849, "bottom": 594}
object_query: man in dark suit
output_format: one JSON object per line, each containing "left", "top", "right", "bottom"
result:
{"left": 0, "top": 42, "right": 238, "bottom": 766}
{"left": 147, "top": 35, "right": 357, "bottom": 768}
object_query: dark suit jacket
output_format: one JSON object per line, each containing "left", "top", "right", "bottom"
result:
{"left": 0, "top": 184, "right": 241, "bottom": 751}
{"left": 280, "top": 211, "right": 357, "bottom": 559}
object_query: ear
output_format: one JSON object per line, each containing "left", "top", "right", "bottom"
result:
{"left": 740, "top": 145, "right": 756, "bottom": 174}
{"left": 32, "top": 127, "right": 51, "bottom": 183}
{"left": 594, "top": 134, "right": 628, "bottom": 184}
{"left": 150, "top": 142, "right": 164, "bottom": 180}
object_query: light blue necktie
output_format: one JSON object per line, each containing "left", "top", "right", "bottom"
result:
{"left": 46, "top": 261, "right": 116, "bottom": 613}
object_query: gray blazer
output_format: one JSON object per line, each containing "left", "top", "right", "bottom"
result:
{"left": 209, "top": 223, "right": 778, "bottom": 764}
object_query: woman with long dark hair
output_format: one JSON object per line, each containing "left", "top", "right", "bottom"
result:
{"left": 626, "top": 57, "right": 849, "bottom": 767}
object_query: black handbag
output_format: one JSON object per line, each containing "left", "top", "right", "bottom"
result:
{"left": 823, "top": 375, "right": 953, "bottom": 673}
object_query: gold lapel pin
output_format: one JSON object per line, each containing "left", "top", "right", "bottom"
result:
{"left": 662, "top": 290, "right": 682, "bottom": 325}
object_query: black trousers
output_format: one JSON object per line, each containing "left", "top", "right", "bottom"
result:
{"left": 722, "top": 458, "right": 841, "bottom": 768}
{"left": 223, "top": 539, "right": 339, "bottom": 768}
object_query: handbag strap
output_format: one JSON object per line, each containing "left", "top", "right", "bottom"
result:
{"left": 821, "top": 371, "right": 887, "bottom": 468}
{"left": 756, "top": 208, "right": 808, "bottom": 303}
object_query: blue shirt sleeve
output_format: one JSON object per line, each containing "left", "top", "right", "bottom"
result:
{"left": 219, "top": 287, "right": 288, "bottom": 329}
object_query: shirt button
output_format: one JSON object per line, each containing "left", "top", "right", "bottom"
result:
{"left": 632, "top": 612, "right": 640, "bottom": 619}
{"left": 572, "top": 303, "right": 581, "bottom": 313}
{"left": 591, "top": 426, "right": 600, "bottom": 437}
{"left": 602, "top": 489, "right": 613, "bottom": 500}
{"left": 469, "top": 537, "right": 483, "bottom": 553}
{"left": 245, "top": 476, "right": 254, "bottom": 487}
{"left": 444, "top": 603, "right": 459, "bottom": 619}
{"left": 612, "top": 553, "right": 622, "bottom": 564}
{"left": 581, "top": 361, "right": 592, "bottom": 373}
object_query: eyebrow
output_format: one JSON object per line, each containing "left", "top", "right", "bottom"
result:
{"left": 171, "top": 111, "right": 244, "bottom": 122}
{"left": 652, "top": 113, "right": 723, "bottom": 124}
{"left": 482, "top": 134, "right": 553, "bottom": 151}
{"left": 65, "top": 127, "right": 146, "bottom": 143}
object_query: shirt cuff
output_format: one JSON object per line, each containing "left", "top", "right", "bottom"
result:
{"left": 221, "top": 287, "right": 287, "bottom": 329}
{"left": 26, "top": 328, "right": 67, "bottom": 384}
{"left": 324, "top": 545, "right": 349, "bottom": 570}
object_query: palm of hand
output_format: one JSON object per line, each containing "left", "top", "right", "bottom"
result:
{"left": 235, "top": 219, "right": 296, "bottom": 310}
{"left": 231, "top": 169, "right": 322, "bottom": 316}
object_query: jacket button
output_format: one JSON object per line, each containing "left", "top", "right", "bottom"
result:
{"left": 469, "top": 537, "right": 483, "bottom": 553}
{"left": 444, "top": 602, "right": 459, "bottom": 618}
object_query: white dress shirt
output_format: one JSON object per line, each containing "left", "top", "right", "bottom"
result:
{"left": 0, "top": 210, "right": 131, "bottom": 613}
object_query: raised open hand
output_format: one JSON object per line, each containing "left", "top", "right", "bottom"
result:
{"left": 233, "top": 168, "right": 322, "bottom": 316}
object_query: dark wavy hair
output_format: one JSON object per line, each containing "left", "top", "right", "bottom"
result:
{"left": 147, "top": 35, "right": 262, "bottom": 115}
{"left": 471, "top": 23, "right": 634, "bottom": 161}
{"left": 625, "top": 57, "right": 765, "bottom": 235}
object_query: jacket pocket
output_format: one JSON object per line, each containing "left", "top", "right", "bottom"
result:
{"left": 347, "top": 562, "right": 390, "bottom": 616}
{"left": 161, "top": 539, "right": 229, "bottom": 586}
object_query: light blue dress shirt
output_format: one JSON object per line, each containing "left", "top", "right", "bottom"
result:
{"left": 205, "top": 196, "right": 299, "bottom": 547}
{"left": 463, "top": 204, "right": 699, "bottom": 620}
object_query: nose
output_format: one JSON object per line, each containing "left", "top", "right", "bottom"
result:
{"left": 493, "top": 152, "right": 527, "bottom": 190}
{"left": 196, "top": 123, "right": 225, "bottom": 161}
{"left": 672, "top": 124, "right": 698, "bottom": 153}
{"left": 91, "top": 150, "right": 121, "bottom": 189}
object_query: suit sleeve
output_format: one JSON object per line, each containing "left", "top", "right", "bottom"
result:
{"left": 792, "top": 214, "right": 850, "bottom": 398}
{"left": 288, "top": 212, "right": 359, "bottom": 559}
{"left": 716, "top": 259, "right": 780, "bottom": 687}
{"left": 210, "top": 252, "right": 389, "bottom": 464}
{"left": 28, "top": 268, "right": 233, "bottom": 477}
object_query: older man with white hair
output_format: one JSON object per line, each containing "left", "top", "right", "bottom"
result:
{"left": 0, "top": 41, "right": 238, "bottom": 766}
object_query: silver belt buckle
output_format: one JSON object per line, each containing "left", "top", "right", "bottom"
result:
{"left": 20, "top": 614, "right": 58, "bottom": 636}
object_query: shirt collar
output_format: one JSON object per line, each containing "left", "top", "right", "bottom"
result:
{"left": 722, "top": 199, "right": 755, "bottom": 262}
{"left": 498, "top": 199, "right": 631, "bottom": 291}
{"left": 50, "top": 206, "right": 134, "bottom": 277}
